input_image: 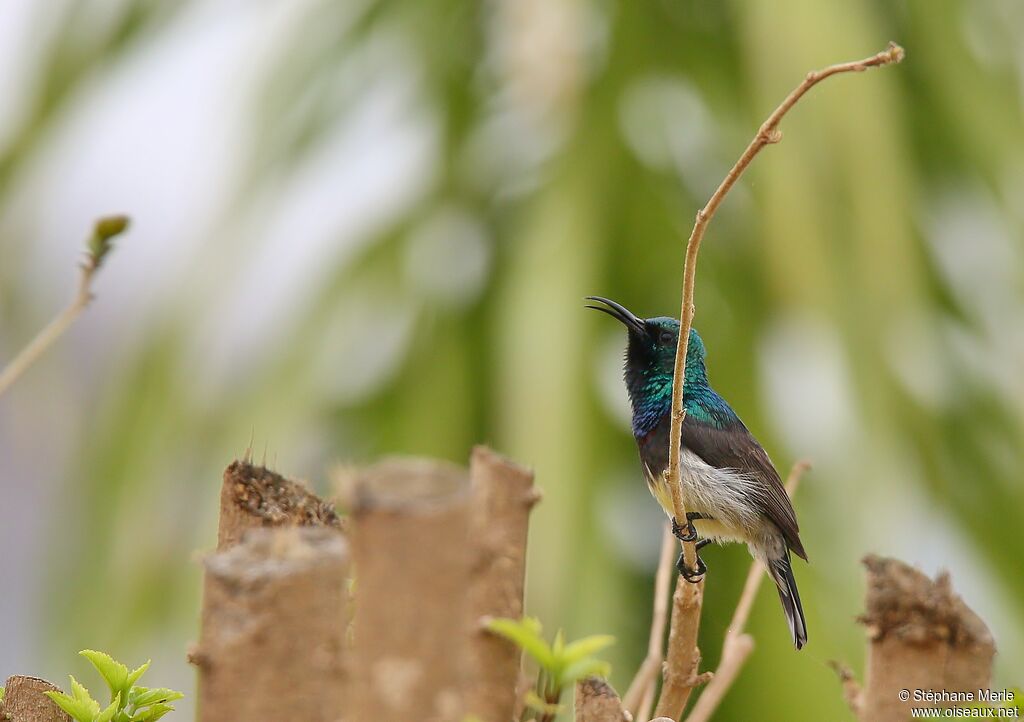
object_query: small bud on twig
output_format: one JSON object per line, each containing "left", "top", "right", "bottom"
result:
{"left": 87, "top": 215, "right": 130, "bottom": 270}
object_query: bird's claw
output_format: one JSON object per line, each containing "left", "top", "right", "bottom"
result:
{"left": 671, "top": 516, "right": 699, "bottom": 543}
{"left": 676, "top": 551, "right": 707, "bottom": 583}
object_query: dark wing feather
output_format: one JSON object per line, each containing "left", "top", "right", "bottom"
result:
{"left": 681, "top": 415, "right": 807, "bottom": 560}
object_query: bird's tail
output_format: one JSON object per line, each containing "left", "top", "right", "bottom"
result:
{"left": 768, "top": 550, "right": 807, "bottom": 650}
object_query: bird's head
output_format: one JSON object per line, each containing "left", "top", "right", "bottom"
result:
{"left": 586, "top": 296, "right": 708, "bottom": 396}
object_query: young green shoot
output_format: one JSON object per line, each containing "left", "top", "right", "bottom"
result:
{"left": 486, "top": 617, "right": 614, "bottom": 722}
{"left": 44, "top": 650, "right": 183, "bottom": 722}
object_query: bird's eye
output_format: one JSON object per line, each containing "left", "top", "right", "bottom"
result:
{"left": 659, "top": 331, "right": 673, "bottom": 345}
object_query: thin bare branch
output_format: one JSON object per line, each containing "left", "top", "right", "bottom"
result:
{"left": 637, "top": 679, "right": 658, "bottom": 722}
{"left": 0, "top": 216, "right": 129, "bottom": 398}
{"left": 623, "top": 525, "right": 675, "bottom": 715}
{"left": 655, "top": 42, "right": 903, "bottom": 721}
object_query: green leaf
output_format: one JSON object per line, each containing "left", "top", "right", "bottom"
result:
{"left": 552, "top": 629, "right": 565, "bottom": 657}
{"left": 45, "top": 690, "right": 94, "bottom": 722}
{"left": 68, "top": 675, "right": 101, "bottom": 716}
{"left": 484, "top": 617, "right": 554, "bottom": 670}
{"left": 560, "top": 634, "right": 616, "bottom": 665}
{"left": 125, "top": 661, "right": 151, "bottom": 690}
{"left": 96, "top": 694, "right": 121, "bottom": 722}
{"left": 81, "top": 650, "right": 129, "bottom": 702}
{"left": 130, "top": 687, "right": 184, "bottom": 707}
{"left": 126, "top": 685, "right": 146, "bottom": 706}
{"left": 132, "top": 702, "right": 176, "bottom": 721}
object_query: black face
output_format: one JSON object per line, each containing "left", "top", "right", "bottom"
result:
{"left": 648, "top": 320, "right": 678, "bottom": 348}
{"left": 586, "top": 296, "right": 704, "bottom": 376}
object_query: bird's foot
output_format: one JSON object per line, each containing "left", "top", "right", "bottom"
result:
{"left": 676, "top": 551, "right": 707, "bottom": 583}
{"left": 671, "top": 515, "right": 700, "bottom": 542}
{"left": 672, "top": 514, "right": 712, "bottom": 582}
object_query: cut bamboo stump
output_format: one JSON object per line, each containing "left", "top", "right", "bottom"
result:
{"left": 466, "top": 446, "right": 539, "bottom": 722}
{"left": 1, "top": 676, "right": 71, "bottom": 722}
{"left": 195, "top": 449, "right": 539, "bottom": 722}
{"left": 195, "top": 527, "right": 349, "bottom": 722}
{"left": 840, "top": 555, "right": 996, "bottom": 722}
{"left": 217, "top": 460, "right": 341, "bottom": 550}
{"left": 348, "top": 458, "right": 473, "bottom": 722}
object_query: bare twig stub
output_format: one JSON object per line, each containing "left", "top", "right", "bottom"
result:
{"left": 574, "top": 677, "right": 632, "bottom": 722}
{"left": 217, "top": 460, "right": 341, "bottom": 550}
{"left": 194, "top": 527, "right": 349, "bottom": 722}
{"left": 654, "top": 42, "right": 904, "bottom": 721}
{"left": 854, "top": 555, "right": 995, "bottom": 722}
{"left": 349, "top": 458, "right": 473, "bottom": 722}
{"left": 466, "top": 446, "right": 539, "bottom": 722}
{"left": 1, "top": 676, "right": 71, "bottom": 722}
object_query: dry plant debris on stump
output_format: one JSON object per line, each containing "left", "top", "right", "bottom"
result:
{"left": 217, "top": 459, "right": 342, "bottom": 549}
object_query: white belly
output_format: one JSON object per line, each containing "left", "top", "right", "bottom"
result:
{"left": 647, "top": 449, "right": 767, "bottom": 546}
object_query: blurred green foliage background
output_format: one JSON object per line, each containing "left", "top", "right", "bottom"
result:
{"left": 0, "top": 0, "right": 1022, "bottom": 719}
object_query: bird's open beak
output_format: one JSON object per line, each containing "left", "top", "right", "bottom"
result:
{"left": 585, "top": 296, "right": 646, "bottom": 335}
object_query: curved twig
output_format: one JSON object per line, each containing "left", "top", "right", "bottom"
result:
{"left": 0, "top": 216, "right": 129, "bottom": 398}
{"left": 655, "top": 42, "right": 904, "bottom": 721}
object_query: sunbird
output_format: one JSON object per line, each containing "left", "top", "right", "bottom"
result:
{"left": 587, "top": 296, "right": 808, "bottom": 649}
